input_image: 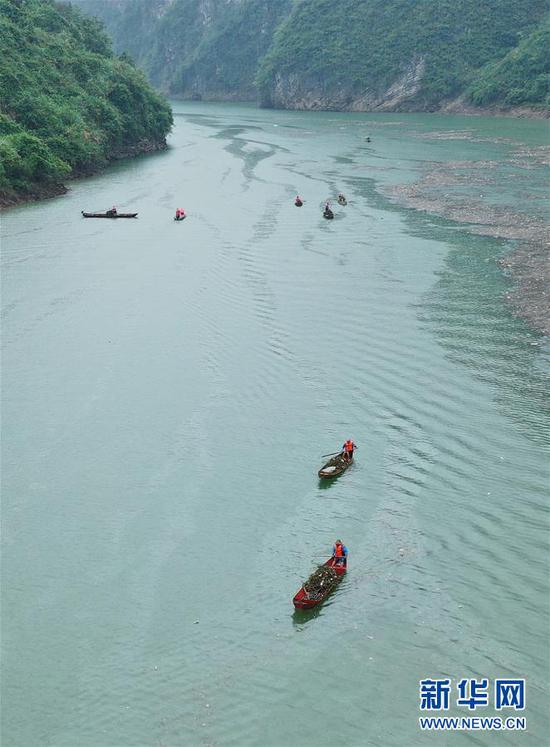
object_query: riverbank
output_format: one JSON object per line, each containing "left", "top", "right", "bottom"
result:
{"left": 0, "top": 140, "right": 168, "bottom": 210}
{"left": 0, "top": 182, "right": 68, "bottom": 209}
{"left": 167, "top": 91, "right": 550, "bottom": 119}
{"left": 440, "top": 98, "right": 550, "bottom": 120}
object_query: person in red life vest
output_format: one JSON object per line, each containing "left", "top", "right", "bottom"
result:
{"left": 342, "top": 439, "right": 356, "bottom": 462}
{"left": 332, "top": 539, "right": 348, "bottom": 567}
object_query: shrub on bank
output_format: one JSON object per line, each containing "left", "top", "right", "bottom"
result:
{"left": 0, "top": 0, "right": 173, "bottom": 201}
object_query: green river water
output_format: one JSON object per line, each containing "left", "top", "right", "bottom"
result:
{"left": 1, "top": 103, "right": 549, "bottom": 746}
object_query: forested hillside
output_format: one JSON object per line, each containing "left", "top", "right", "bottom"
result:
{"left": 468, "top": 17, "right": 550, "bottom": 108}
{"left": 256, "top": 0, "right": 549, "bottom": 110}
{"left": 71, "top": 0, "right": 549, "bottom": 113}
{"left": 73, "top": 0, "right": 292, "bottom": 100}
{"left": 0, "top": 0, "right": 172, "bottom": 204}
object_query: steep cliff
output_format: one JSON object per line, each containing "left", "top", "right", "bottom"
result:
{"left": 71, "top": 0, "right": 549, "bottom": 113}
{"left": 256, "top": 0, "right": 549, "bottom": 111}
{"left": 73, "top": 0, "right": 292, "bottom": 100}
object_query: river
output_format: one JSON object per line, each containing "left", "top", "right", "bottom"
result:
{"left": 1, "top": 102, "right": 548, "bottom": 746}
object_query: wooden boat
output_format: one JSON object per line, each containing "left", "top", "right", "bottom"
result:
{"left": 293, "top": 557, "right": 346, "bottom": 609}
{"left": 323, "top": 208, "right": 334, "bottom": 220}
{"left": 81, "top": 211, "right": 138, "bottom": 218}
{"left": 337, "top": 195, "right": 347, "bottom": 206}
{"left": 318, "top": 452, "right": 352, "bottom": 479}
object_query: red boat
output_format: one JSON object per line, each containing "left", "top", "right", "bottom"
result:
{"left": 292, "top": 557, "right": 346, "bottom": 609}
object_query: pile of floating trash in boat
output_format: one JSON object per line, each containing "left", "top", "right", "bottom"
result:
{"left": 302, "top": 565, "right": 339, "bottom": 599}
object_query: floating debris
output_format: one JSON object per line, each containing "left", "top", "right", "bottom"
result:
{"left": 384, "top": 155, "right": 549, "bottom": 336}
{"left": 303, "top": 565, "right": 339, "bottom": 600}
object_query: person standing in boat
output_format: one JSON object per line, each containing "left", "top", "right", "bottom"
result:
{"left": 332, "top": 540, "right": 348, "bottom": 567}
{"left": 342, "top": 439, "right": 356, "bottom": 462}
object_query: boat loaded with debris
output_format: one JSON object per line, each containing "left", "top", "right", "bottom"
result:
{"left": 318, "top": 453, "right": 352, "bottom": 479}
{"left": 293, "top": 557, "right": 346, "bottom": 609}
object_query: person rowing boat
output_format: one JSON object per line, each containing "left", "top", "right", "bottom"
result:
{"left": 332, "top": 540, "right": 348, "bottom": 568}
{"left": 342, "top": 439, "right": 356, "bottom": 462}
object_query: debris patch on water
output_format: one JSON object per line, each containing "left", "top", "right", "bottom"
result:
{"left": 385, "top": 157, "right": 549, "bottom": 336}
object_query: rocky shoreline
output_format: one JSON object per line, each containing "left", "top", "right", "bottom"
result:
{"left": 439, "top": 99, "right": 550, "bottom": 120}
{"left": 173, "top": 87, "right": 549, "bottom": 119}
{"left": 258, "top": 75, "right": 549, "bottom": 119}
{"left": 0, "top": 139, "right": 167, "bottom": 210}
{"left": 0, "top": 182, "right": 68, "bottom": 209}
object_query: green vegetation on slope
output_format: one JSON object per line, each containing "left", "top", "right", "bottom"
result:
{"left": 0, "top": 0, "right": 172, "bottom": 202}
{"left": 469, "top": 17, "right": 550, "bottom": 107}
{"left": 71, "top": 0, "right": 293, "bottom": 99}
{"left": 164, "top": 0, "right": 293, "bottom": 98}
{"left": 70, "top": 0, "right": 549, "bottom": 113}
{"left": 256, "top": 0, "right": 548, "bottom": 109}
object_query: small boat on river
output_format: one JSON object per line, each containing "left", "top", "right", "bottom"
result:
{"left": 82, "top": 211, "right": 137, "bottom": 219}
{"left": 318, "top": 452, "right": 352, "bottom": 479}
{"left": 293, "top": 557, "right": 346, "bottom": 609}
{"left": 337, "top": 194, "right": 347, "bottom": 206}
{"left": 295, "top": 196, "right": 304, "bottom": 207}
{"left": 323, "top": 207, "right": 334, "bottom": 220}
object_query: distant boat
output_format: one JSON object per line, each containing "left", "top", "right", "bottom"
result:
{"left": 323, "top": 207, "right": 334, "bottom": 220}
{"left": 295, "top": 197, "right": 304, "bottom": 207}
{"left": 81, "top": 211, "right": 137, "bottom": 218}
{"left": 174, "top": 215, "right": 186, "bottom": 221}
{"left": 318, "top": 452, "right": 352, "bottom": 479}
{"left": 292, "top": 557, "right": 346, "bottom": 609}
{"left": 337, "top": 194, "right": 347, "bottom": 206}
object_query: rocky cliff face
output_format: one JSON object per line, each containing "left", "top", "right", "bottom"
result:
{"left": 267, "top": 57, "right": 427, "bottom": 112}
{"left": 71, "top": 0, "right": 292, "bottom": 100}
{"left": 256, "top": 0, "right": 549, "bottom": 113}
{"left": 71, "top": 0, "right": 549, "bottom": 113}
